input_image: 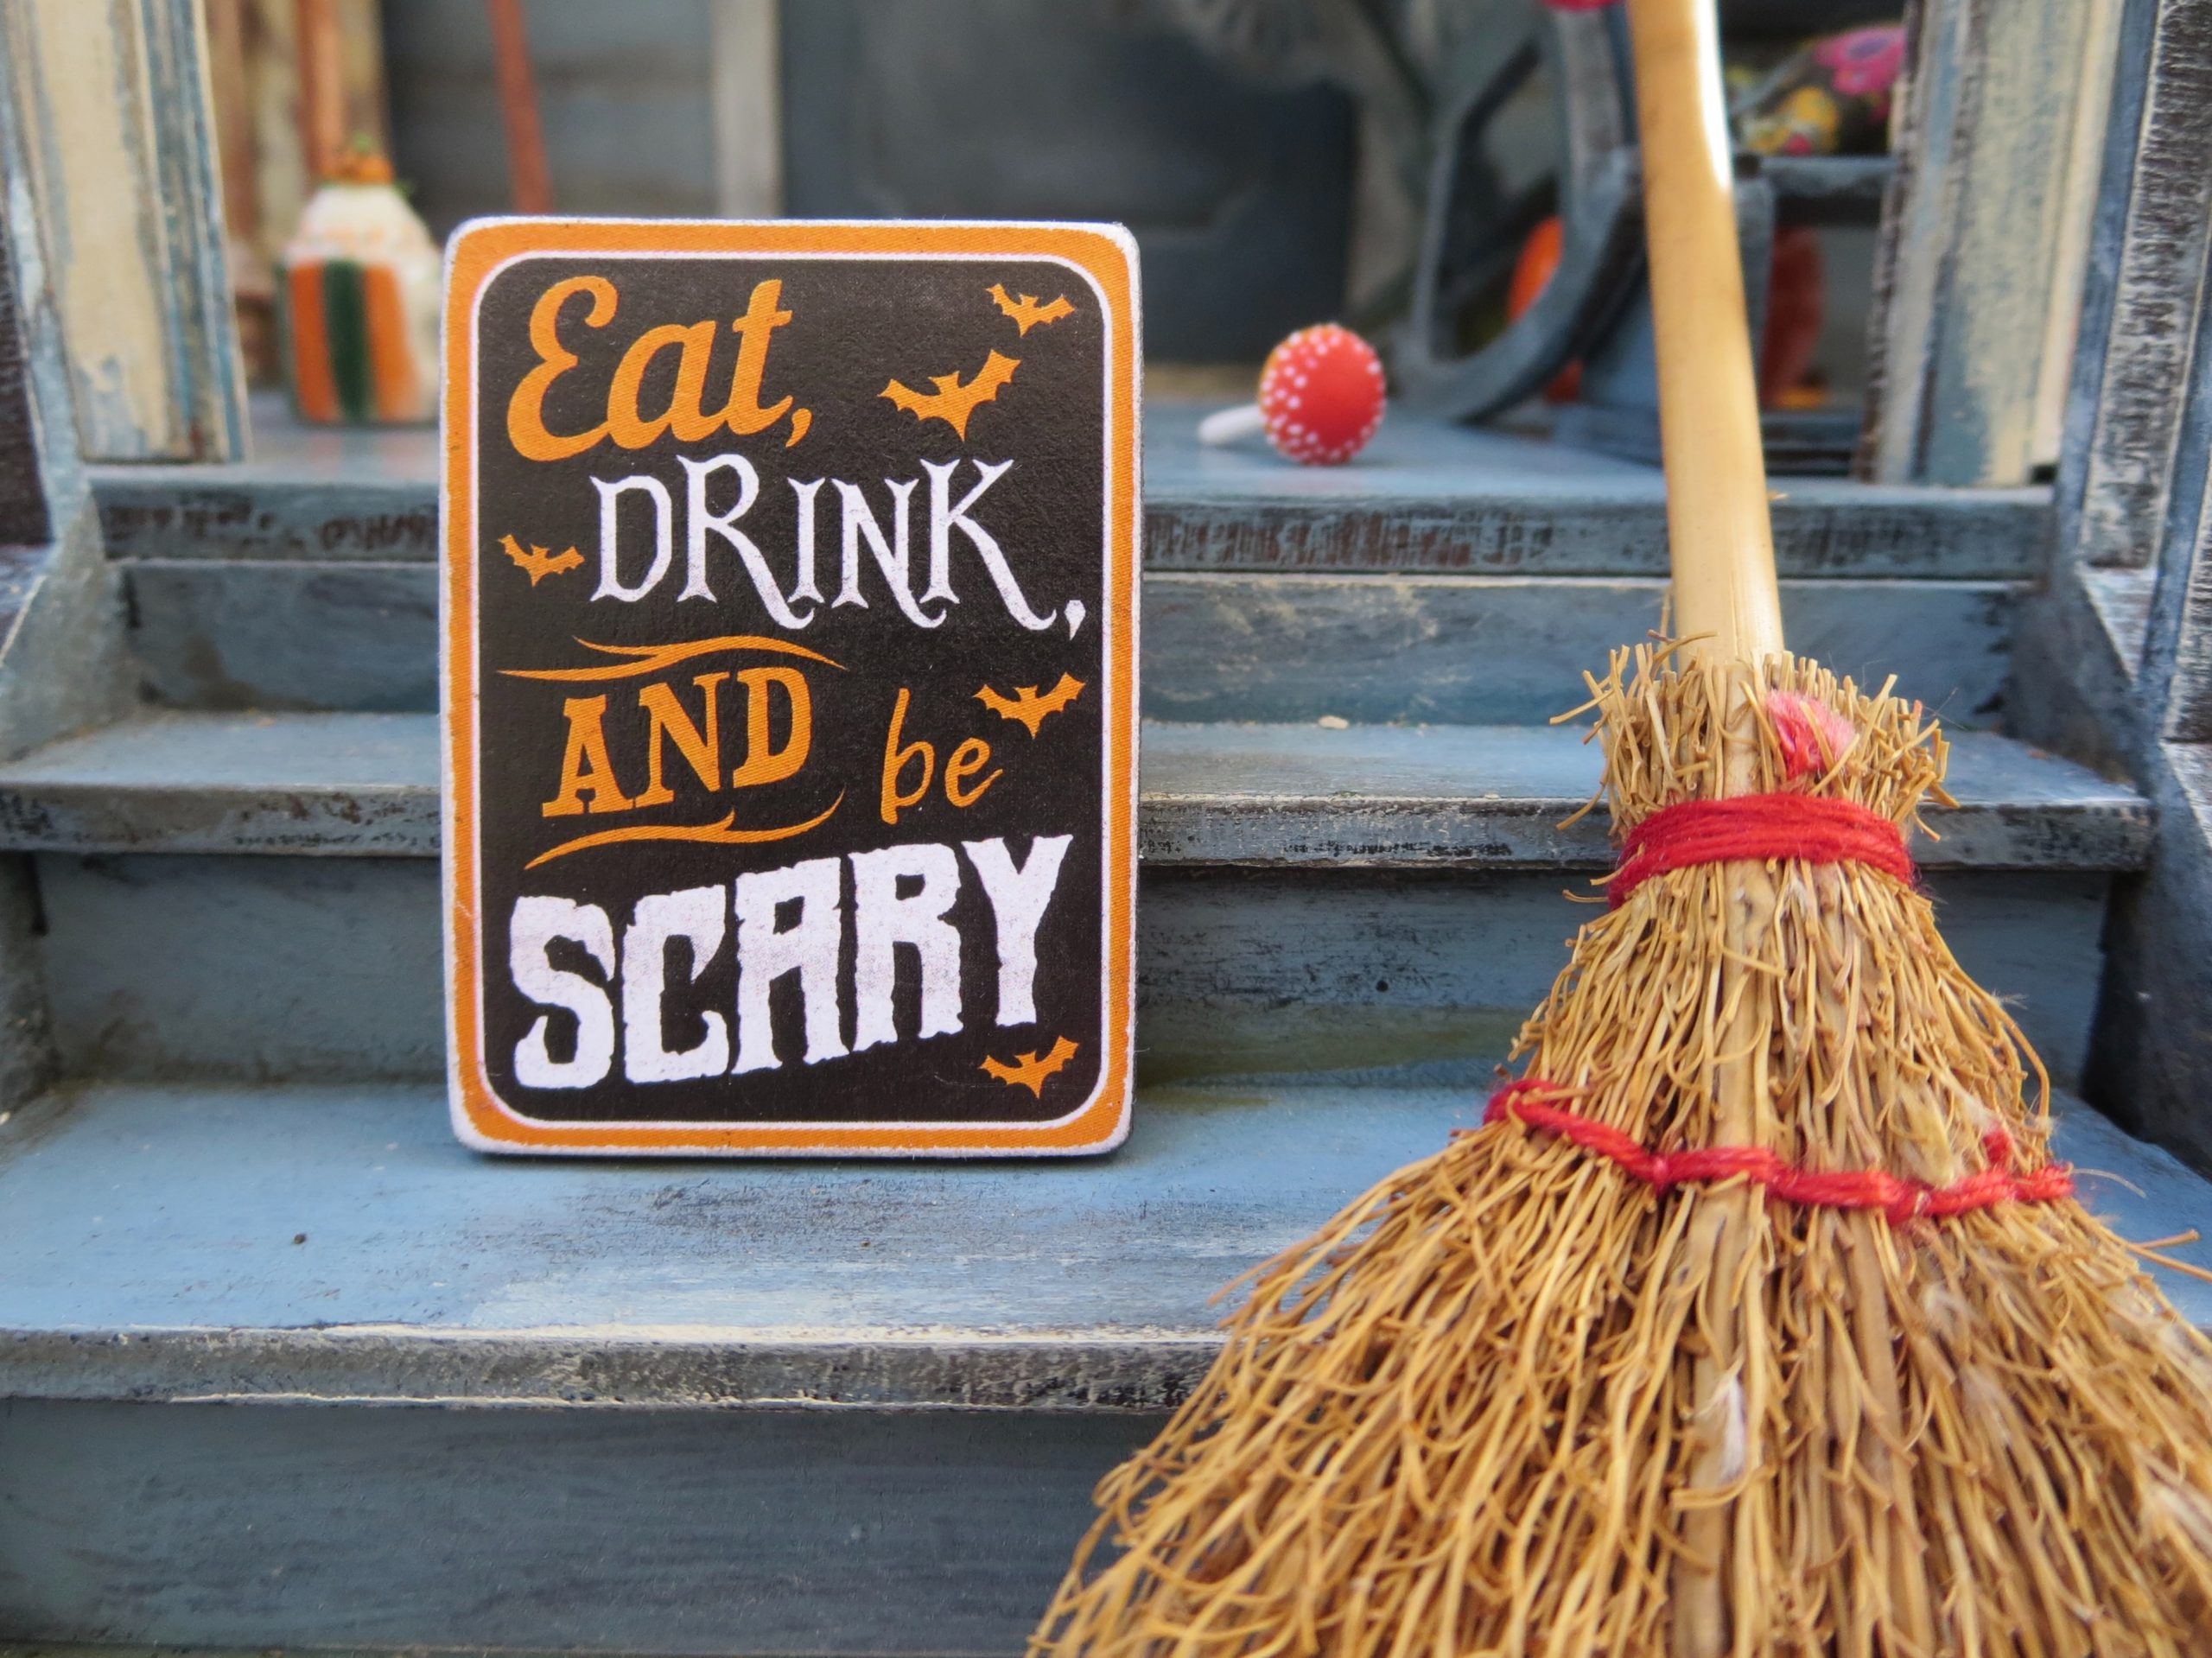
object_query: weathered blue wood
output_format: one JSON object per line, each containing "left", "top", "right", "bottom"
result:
{"left": 1142, "top": 406, "right": 2047, "bottom": 577}
{"left": 0, "top": 1081, "right": 1446, "bottom": 1405}
{"left": 0, "top": 1397, "right": 1144, "bottom": 1654}
{"left": 0, "top": 0, "right": 247, "bottom": 462}
{"left": 0, "top": 43, "right": 137, "bottom": 1115}
{"left": 2082, "top": 745, "right": 2212, "bottom": 1172}
{"left": 1141, "top": 575, "right": 2019, "bottom": 727}
{"left": 0, "top": 1078, "right": 2201, "bottom": 1416}
{"left": 88, "top": 400, "right": 2050, "bottom": 579}
{"left": 0, "top": 23, "right": 137, "bottom": 766}
{"left": 118, "top": 560, "right": 2025, "bottom": 722}
{"left": 1863, "top": 0, "right": 2110, "bottom": 486}
{"left": 126, "top": 559, "right": 441, "bottom": 711}
{"left": 2057, "top": 0, "right": 2212, "bottom": 572}
{"left": 0, "top": 713, "right": 2152, "bottom": 872}
{"left": 39, "top": 854, "right": 447, "bottom": 1081}
{"left": 30, "top": 856, "right": 2117, "bottom": 1089}
{"left": 0, "top": 711, "right": 440, "bottom": 854}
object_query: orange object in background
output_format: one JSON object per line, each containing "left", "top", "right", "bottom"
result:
{"left": 1759, "top": 225, "right": 1826, "bottom": 409}
{"left": 1509, "top": 214, "right": 1828, "bottom": 412}
{"left": 1506, "top": 216, "right": 1583, "bottom": 403}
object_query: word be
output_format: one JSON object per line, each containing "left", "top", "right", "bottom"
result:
{"left": 508, "top": 834, "right": 1071, "bottom": 1088}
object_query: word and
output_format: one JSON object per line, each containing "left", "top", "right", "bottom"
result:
{"left": 539, "top": 664, "right": 816, "bottom": 820}
{"left": 507, "top": 835, "right": 1071, "bottom": 1088}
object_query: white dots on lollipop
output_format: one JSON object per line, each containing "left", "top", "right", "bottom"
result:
{"left": 1261, "top": 326, "right": 1387, "bottom": 467}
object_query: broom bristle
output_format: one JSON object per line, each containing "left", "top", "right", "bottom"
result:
{"left": 1033, "top": 646, "right": 2212, "bottom": 1656}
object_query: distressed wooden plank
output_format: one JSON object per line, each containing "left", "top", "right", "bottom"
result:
{"left": 118, "top": 561, "right": 2025, "bottom": 721}
{"left": 0, "top": 712, "right": 440, "bottom": 854}
{"left": 29, "top": 856, "right": 2117, "bottom": 1089}
{"left": 2064, "top": 0, "right": 2212, "bottom": 569}
{"left": 710, "top": 0, "right": 782, "bottom": 216}
{"left": 2007, "top": 565, "right": 2150, "bottom": 780}
{"left": 0, "top": 1076, "right": 2196, "bottom": 1423}
{"left": 125, "top": 559, "right": 441, "bottom": 711}
{"left": 0, "top": 1400, "right": 1147, "bottom": 1654}
{"left": 2084, "top": 742, "right": 2212, "bottom": 1170}
{"left": 0, "top": 713, "right": 2152, "bottom": 872}
{"left": 1141, "top": 574, "right": 2019, "bottom": 727}
{"left": 2133, "top": 214, "right": 2212, "bottom": 743}
{"left": 37, "top": 853, "right": 446, "bottom": 1081}
{"left": 88, "top": 400, "right": 2051, "bottom": 578}
{"left": 0, "top": 192, "right": 49, "bottom": 548}
{"left": 1135, "top": 868, "right": 2117, "bottom": 1092}
{"left": 1863, "top": 0, "right": 2104, "bottom": 486}
{"left": 0, "top": 1082, "right": 1459, "bottom": 1404}
{"left": 1, "top": 0, "right": 247, "bottom": 461}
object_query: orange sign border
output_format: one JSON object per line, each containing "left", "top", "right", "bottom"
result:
{"left": 441, "top": 219, "right": 1140, "bottom": 1155}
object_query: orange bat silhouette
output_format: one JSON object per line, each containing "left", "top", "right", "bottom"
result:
{"left": 988, "top": 283, "right": 1075, "bottom": 335}
{"left": 975, "top": 673, "right": 1084, "bottom": 737}
{"left": 881, "top": 350, "right": 1020, "bottom": 439}
{"left": 500, "top": 534, "right": 585, "bottom": 586}
{"left": 981, "top": 1036, "right": 1079, "bottom": 1097}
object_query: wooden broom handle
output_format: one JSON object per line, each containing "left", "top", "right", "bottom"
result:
{"left": 1627, "top": 0, "right": 1784, "bottom": 666}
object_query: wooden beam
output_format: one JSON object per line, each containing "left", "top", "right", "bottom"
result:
{"left": 2060, "top": 0, "right": 2212, "bottom": 569}
{"left": 1861, "top": 0, "right": 2106, "bottom": 486}
{"left": 1, "top": 0, "right": 249, "bottom": 461}
{"left": 711, "top": 0, "right": 782, "bottom": 218}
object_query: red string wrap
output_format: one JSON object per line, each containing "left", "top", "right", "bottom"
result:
{"left": 1479, "top": 788, "right": 2064, "bottom": 1223}
{"left": 1609, "top": 793, "right": 1916, "bottom": 910}
{"left": 1480, "top": 1082, "right": 2074, "bottom": 1225}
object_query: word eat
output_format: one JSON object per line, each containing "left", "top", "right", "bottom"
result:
{"left": 506, "top": 275, "right": 810, "bottom": 460}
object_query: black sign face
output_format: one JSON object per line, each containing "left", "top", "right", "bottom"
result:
{"left": 442, "top": 220, "right": 1138, "bottom": 1155}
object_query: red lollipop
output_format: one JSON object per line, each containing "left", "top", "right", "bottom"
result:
{"left": 1198, "top": 323, "right": 1386, "bottom": 466}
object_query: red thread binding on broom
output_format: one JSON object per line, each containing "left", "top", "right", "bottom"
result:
{"left": 1610, "top": 794, "right": 1916, "bottom": 909}
{"left": 1480, "top": 1079, "right": 2074, "bottom": 1225}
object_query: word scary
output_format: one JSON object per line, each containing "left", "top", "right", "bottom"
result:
{"left": 506, "top": 835, "right": 1071, "bottom": 1088}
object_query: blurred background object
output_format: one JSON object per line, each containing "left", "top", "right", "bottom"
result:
{"left": 182, "top": 0, "right": 2112, "bottom": 478}
{"left": 276, "top": 146, "right": 441, "bottom": 424}
{"left": 205, "top": 0, "right": 391, "bottom": 385}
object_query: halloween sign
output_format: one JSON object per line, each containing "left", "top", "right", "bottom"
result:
{"left": 442, "top": 220, "right": 1139, "bottom": 1155}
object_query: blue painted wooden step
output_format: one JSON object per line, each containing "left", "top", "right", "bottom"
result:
{"left": 86, "top": 400, "right": 2043, "bottom": 720}
{"left": 0, "top": 715, "right": 2146, "bottom": 1088}
{"left": 0, "top": 1078, "right": 2205, "bottom": 1653}
{"left": 0, "top": 712, "right": 2152, "bottom": 868}
{"left": 91, "top": 399, "right": 2048, "bottom": 579}
{"left": 113, "top": 561, "right": 2028, "bottom": 723}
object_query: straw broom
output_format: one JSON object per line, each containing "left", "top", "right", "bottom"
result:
{"left": 1032, "top": 2, "right": 2212, "bottom": 1651}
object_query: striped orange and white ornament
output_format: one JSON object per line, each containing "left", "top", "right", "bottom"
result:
{"left": 277, "top": 153, "right": 440, "bottom": 425}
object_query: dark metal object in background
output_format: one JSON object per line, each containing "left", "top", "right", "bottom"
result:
{"left": 1394, "top": 3, "right": 1641, "bottom": 425}
{"left": 1391, "top": 0, "right": 1891, "bottom": 472}
{"left": 779, "top": 0, "right": 1355, "bottom": 362}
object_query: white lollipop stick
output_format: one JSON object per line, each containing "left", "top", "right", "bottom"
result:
{"left": 1197, "top": 403, "right": 1268, "bottom": 446}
